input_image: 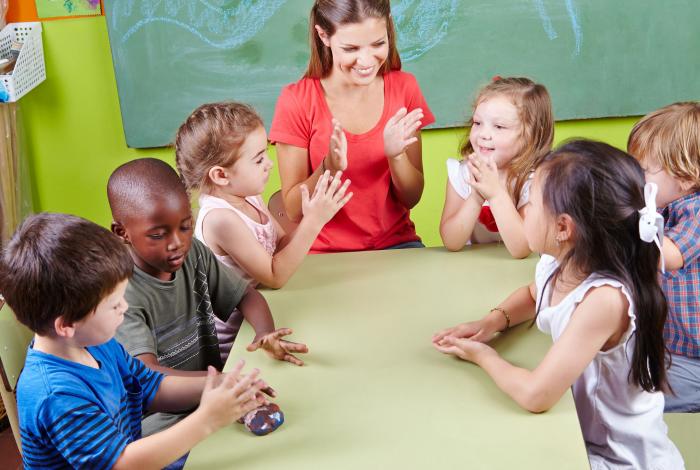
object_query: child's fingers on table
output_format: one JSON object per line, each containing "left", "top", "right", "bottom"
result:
{"left": 270, "top": 327, "right": 293, "bottom": 339}
{"left": 432, "top": 328, "right": 453, "bottom": 342}
{"left": 246, "top": 338, "right": 265, "bottom": 352}
{"left": 433, "top": 342, "right": 458, "bottom": 356}
{"left": 283, "top": 353, "right": 305, "bottom": 366}
{"left": 259, "top": 383, "right": 276, "bottom": 397}
{"left": 281, "top": 340, "right": 309, "bottom": 353}
{"left": 470, "top": 329, "right": 492, "bottom": 343}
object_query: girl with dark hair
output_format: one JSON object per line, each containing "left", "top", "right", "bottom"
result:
{"left": 433, "top": 140, "right": 683, "bottom": 468}
{"left": 269, "top": 0, "right": 435, "bottom": 252}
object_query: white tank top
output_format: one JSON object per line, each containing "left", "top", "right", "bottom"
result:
{"left": 534, "top": 255, "right": 684, "bottom": 470}
{"left": 195, "top": 194, "right": 277, "bottom": 285}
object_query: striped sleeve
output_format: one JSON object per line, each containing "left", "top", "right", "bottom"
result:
{"left": 29, "top": 396, "right": 130, "bottom": 469}
{"left": 117, "top": 341, "right": 165, "bottom": 410}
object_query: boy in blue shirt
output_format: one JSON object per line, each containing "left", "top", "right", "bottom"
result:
{"left": 0, "top": 213, "right": 270, "bottom": 469}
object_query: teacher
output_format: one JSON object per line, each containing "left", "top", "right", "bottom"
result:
{"left": 269, "top": 0, "right": 435, "bottom": 253}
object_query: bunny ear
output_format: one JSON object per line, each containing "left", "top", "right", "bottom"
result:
{"left": 638, "top": 182, "right": 666, "bottom": 273}
{"left": 644, "top": 181, "right": 659, "bottom": 213}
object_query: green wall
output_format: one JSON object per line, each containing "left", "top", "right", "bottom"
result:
{"left": 20, "top": 17, "right": 639, "bottom": 247}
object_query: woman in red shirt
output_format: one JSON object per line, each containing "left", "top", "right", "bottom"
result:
{"left": 269, "top": 0, "right": 435, "bottom": 253}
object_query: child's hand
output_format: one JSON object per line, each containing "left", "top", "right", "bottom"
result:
{"left": 433, "top": 336, "right": 497, "bottom": 364}
{"left": 247, "top": 328, "right": 309, "bottom": 366}
{"left": 300, "top": 170, "right": 353, "bottom": 226}
{"left": 383, "top": 107, "right": 423, "bottom": 159}
{"left": 467, "top": 154, "right": 506, "bottom": 201}
{"left": 432, "top": 319, "right": 498, "bottom": 345}
{"left": 464, "top": 153, "right": 485, "bottom": 205}
{"left": 325, "top": 118, "right": 348, "bottom": 172}
{"left": 197, "top": 363, "right": 266, "bottom": 431}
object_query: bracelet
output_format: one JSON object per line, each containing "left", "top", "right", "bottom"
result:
{"left": 491, "top": 307, "right": 510, "bottom": 332}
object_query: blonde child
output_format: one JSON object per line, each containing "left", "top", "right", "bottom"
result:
{"left": 434, "top": 140, "right": 683, "bottom": 469}
{"left": 175, "top": 102, "right": 351, "bottom": 358}
{"left": 628, "top": 101, "right": 700, "bottom": 412}
{"left": 440, "top": 77, "right": 553, "bottom": 258}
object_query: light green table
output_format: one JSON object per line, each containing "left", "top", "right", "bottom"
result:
{"left": 186, "top": 246, "right": 589, "bottom": 469}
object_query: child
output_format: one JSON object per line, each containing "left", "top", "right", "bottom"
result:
{"left": 107, "top": 158, "right": 307, "bottom": 438}
{"left": 175, "top": 102, "right": 352, "bottom": 292}
{"left": 0, "top": 213, "right": 269, "bottom": 469}
{"left": 433, "top": 140, "right": 683, "bottom": 469}
{"left": 440, "top": 77, "right": 554, "bottom": 258}
{"left": 627, "top": 101, "right": 700, "bottom": 412}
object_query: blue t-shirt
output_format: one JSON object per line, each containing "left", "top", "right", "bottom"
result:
{"left": 17, "top": 338, "right": 165, "bottom": 469}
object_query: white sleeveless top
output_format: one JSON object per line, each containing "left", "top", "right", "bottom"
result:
{"left": 195, "top": 194, "right": 277, "bottom": 285}
{"left": 446, "top": 158, "right": 532, "bottom": 245}
{"left": 534, "top": 255, "right": 684, "bottom": 470}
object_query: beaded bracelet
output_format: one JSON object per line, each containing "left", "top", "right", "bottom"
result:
{"left": 491, "top": 307, "right": 510, "bottom": 332}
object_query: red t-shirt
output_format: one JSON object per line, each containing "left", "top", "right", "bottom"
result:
{"left": 269, "top": 70, "right": 435, "bottom": 253}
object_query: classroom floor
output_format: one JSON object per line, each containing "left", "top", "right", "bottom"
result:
{"left": 0, "top": 421, "right": 21, "bottom": 470}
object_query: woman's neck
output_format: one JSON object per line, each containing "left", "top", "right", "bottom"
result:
{"left": 321, "top": 70, "right": 381, "bottom": 99}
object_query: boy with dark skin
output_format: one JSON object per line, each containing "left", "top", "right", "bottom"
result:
{"left": 108, "top": 158, "right": 307, "bottom": 436}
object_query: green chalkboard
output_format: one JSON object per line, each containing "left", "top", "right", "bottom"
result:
{"left": 104, "top": 0, "right": 700, "bottom": 148}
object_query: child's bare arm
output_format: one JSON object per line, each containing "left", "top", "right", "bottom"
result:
{"left": 440, "top": 181, "right": 483, "bottom": 251}
{"left": 469, "top": 156, "right": 530, "bottom": 258}
{"left": 209, "top": 172, "right": 351, "bottom": 289}
{"left": 433, "top": 283, "right": 536, "bottom": 344}
{"left": 136, "top": 353, "right": 208, "bottom": 377}
{"left": 488, "top": 194, "right": 531, "bottom": 258}
{"left": 148, "top": 367, "right": 274, "bottom": 413}
{"left": 662, "top": 235, "right": 684, "bottom": 270}
{"left": 237, "top": 285, "right": 276, "bottom": 338}
{"left": 113, "top": 364, "right": 264, "bottom": 470}
{"left": 436, "top": 285, "right": 627, "bottom": 413}
{"left": 147, "top": 375, "right": 207, "bottom": 412}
